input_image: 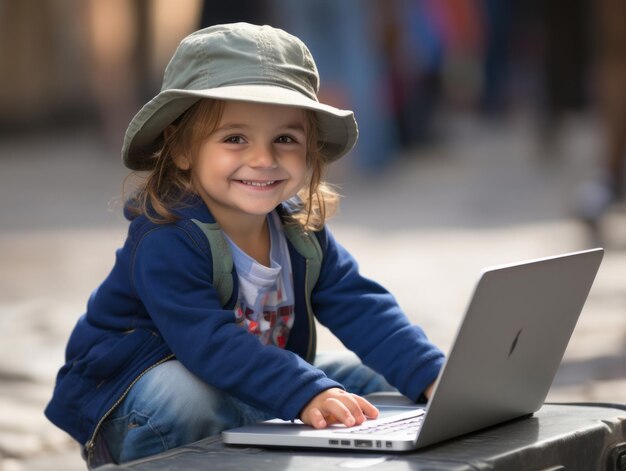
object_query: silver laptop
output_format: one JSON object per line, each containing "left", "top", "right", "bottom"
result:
{"left": 222, "top": 248, "right": 604, "bottom": 451}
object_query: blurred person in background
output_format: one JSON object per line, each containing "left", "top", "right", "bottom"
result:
{"left": 378, "top": 0, "right": 445, "bottom": 149}
{"left": 270, "top": 0, "right": 399, "bottom": 173}
{"left": 539, "top": 0, "right": 591, "bottom": 143}
{"left": 597, "top": 0, "right": 626, "bottom": 205}
{"left": 85, "top": 0, "right": 146, "bottom": 150}
{"left": 569, "top": 0, "right": 626, "bottom": 244}
{"left": 581, "top": 0, "right": 626, "bottom": 230}
{"left": 479, "top": 0, "right": 514, "bottom": 117}
{"left": 199, "top": 0, "right": 272, "bottom": 27}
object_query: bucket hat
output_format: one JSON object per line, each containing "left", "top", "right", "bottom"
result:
{"left": 122, "top": 22, "right": 358, "bottom": 171}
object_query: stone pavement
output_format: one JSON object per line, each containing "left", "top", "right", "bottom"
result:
{"left": 0, "top": 113, "right": 625, "bottom": 470}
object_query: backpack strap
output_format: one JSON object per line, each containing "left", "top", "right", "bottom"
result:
{"left": 191, "top": 218, "right": 324, "bottom": 319}
{"left": 283, "top": 223, "right": 324, "bottom": 363}
{"left": 283, "top": 223, "right": 323, "bottom": 294}
{"left": 191, "top": 219, "right": 234, "bottom": 307}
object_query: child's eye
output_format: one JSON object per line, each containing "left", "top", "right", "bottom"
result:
{"left": 275, "top": 135, "right": 296, "bottom": 144}
{"left": 224, "top": 135, "right": 246, "bottom": 144}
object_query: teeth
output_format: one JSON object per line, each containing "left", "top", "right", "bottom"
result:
{"left": 241, "top": 180, "right": 275, "bottom": 187}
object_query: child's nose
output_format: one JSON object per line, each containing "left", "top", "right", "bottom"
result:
{"left": 247, "top": 144, "right": 278, "bottom": 168}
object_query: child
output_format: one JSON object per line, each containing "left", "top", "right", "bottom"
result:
{"left": 45, "top": 23, "right": 445, "bottom": 467}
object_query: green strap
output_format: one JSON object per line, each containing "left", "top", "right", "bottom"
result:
{"left": 284, "top": 224, "right": 323, "bottom": 363}
{"left": 192, "top": 218, "right": 324, "bottom": 363}
{"left": 283, "top": 224, "right": 323, "bottom": 296}
{"left": 191, "top": 219, "right": 234, "bottom": 307}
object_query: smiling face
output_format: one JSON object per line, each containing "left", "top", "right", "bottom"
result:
{"left": 183, "top": 101, "right": 309, "bottom": 229}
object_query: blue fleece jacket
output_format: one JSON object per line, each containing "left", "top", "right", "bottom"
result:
{"left": 45, "top": 196, "right": 445, "bottom": 447}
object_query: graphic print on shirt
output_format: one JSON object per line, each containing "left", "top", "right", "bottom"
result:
{"left": 234, "top": 290, "right": 295, "bottom": 347}
{"left": 229, "top": 212, "right": 295, "bottom": 348}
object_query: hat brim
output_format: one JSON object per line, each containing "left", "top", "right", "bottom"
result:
{"left": 122, "top": 85, "right": 358, "bottom": 170}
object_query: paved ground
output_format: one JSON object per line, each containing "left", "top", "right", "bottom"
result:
{"left": 0, "top": 112, "right": 624, "bottom": 470}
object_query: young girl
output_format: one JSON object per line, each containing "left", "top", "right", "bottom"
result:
{"left": 45, "top": 23, "right": 445, "bottom": 467}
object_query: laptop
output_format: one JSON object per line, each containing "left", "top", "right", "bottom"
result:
{"left": 222, "top": 248, "right": 604, "bottom": 451}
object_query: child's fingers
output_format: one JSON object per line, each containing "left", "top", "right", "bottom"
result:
{"left": 307, "top": 408, "right": 328, "bottom": 429}
{"left": 322, "top": 398, "right": 358, "bottom": 427}
{"left": 300, "top": 388, "right": 377, "bottom": 429}
{"left": 353, "top": 394, "right": 379, "bottom": 419}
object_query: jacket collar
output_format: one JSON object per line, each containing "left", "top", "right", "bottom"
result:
{"left": 171, "top": 193, "right": 218, "bottom": 223}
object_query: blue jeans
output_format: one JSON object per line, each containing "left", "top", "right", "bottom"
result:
{"left": 88, "top": 352, "right": 394, "bottom": 467}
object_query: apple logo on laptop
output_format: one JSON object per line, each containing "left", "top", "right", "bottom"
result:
{"left": 508, "top": 328, "right": 522, "bottom": 359}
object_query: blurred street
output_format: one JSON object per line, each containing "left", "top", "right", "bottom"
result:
{"left": 0, "top": 111, "right": 625, "bottom": 470}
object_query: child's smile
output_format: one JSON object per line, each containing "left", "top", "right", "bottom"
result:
{"left": 237, "top": 180, "right": 281, "bottom": 188}
{"left": 189, "top": 101, "right": 309, "bottom": 229}
{"left": 234, "top": 179, "right": 286, "bottom": 190}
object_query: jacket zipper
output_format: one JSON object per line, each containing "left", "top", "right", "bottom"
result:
{"left": 84, "top": 353, "right": 175, "bottom": 461}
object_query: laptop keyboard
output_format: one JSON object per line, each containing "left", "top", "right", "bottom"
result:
{"left": 336, "top": 410, "right": 425, "bottom": 436}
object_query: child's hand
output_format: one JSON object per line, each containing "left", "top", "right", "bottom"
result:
{"left": 300, "top": 388, "right": 379, "bottom": 429}
{"left": 424, "top": 381, "right": 436, "bottom": 399}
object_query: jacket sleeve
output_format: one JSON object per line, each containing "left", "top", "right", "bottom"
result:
{"left": 131, "top": 225, "right": 340, "bottom": 420}
{"left": 312, "top": 228, "right": 445, "bottom": 401}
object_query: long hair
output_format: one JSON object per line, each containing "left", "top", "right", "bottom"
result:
{"left": 125, "top": 99, "right": 339, "bottom": 231}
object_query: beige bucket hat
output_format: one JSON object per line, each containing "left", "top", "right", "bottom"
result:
{"left": 122, "top": 22, "right": 359, "bottom": 171}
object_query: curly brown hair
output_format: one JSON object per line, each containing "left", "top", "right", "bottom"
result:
{"left": 125, "top": 99, "right": 339, "bottom": 231}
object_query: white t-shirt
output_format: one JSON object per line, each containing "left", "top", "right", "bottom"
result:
{"left": 224, "top": 212, "right": 295, "bottom": 347}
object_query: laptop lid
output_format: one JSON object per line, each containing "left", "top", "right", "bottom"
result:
{"left": 414, "top": 247, "right": 604, "bottom": 448}
{"left": 222, "top": 248, "right": 604, "bottom": 451}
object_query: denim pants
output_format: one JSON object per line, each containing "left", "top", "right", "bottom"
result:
{"left": 88, "top": 352, "right": 394, "bottom": 468}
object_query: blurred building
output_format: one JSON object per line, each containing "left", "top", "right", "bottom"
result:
{"left": 0, "top": 1, "right": 91, "bottom": 128}
{"left": 0, "top": 0, "right": 201, "bottom": 148}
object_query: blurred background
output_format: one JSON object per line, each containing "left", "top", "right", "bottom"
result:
{"left": 0, "top": 1, "right": 625, "bottom": 470}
